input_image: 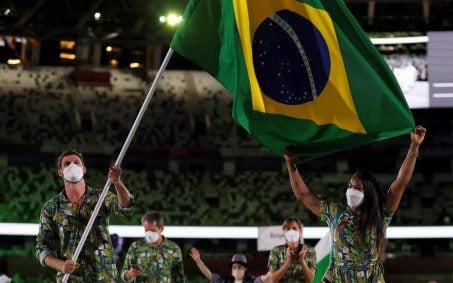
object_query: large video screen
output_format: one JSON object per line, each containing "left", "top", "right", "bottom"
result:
{"left": 382, "top": 31, "right": 453, "bottom": 109}
{"left": 427, "top": 31, "right": 453, "bottom": 108}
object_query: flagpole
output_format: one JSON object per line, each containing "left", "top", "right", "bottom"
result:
{"left": 62, "top": 47, "right": 175, "bottom": 283}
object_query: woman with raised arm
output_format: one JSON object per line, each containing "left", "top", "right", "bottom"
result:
{"left": 284, "top": 126, "right": 426, "bottom": 282}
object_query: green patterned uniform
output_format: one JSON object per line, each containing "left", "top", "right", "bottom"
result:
{"left": 35, "top": 186, "right": 134, "bottom": 282}
{"left": 320, "top": 200, "right": 393, "bottom": 282}
{"left": 121, "top": 237, "right": 185, "bottom": 282}
{"left": 268, "top": 244, "right": 316, "bottom": 282}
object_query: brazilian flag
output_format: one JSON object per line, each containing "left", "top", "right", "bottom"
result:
{"left": 171, "top": 0, "right": 414, "bottom": 162}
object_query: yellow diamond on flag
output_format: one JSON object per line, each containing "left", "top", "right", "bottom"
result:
{"left": 233, "top": 0, "right": 366, "bottom": 134}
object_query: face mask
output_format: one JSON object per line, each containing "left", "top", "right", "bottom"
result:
{"left": 232, "top": 268, "right": 245, "bottom": 280}
{"left": 63, "top": 163, "right": 84, "bottom": 183}
{"left": 145, "top": 231, "right": 160, "bottom": 243}
{"left": 284, "top": 229, "right": 300, "bottom": 243}
{"left": 346, "top": 187, "right": 365, "bottom": 209}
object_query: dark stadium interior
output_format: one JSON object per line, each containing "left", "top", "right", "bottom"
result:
{"left": 1, "top": 0, "right": 453, "bottom": 282}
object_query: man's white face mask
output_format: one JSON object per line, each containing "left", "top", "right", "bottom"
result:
{"left": 145, "top": 231, "right": 160, "bottom": 244}
{"left": 284, "top": 229, "right": 300, "bottom": 243}
{"left": 346, "top": 187, "right": 365, "bottom": 209}
{"left": 63, "top": 163, "right": 84, "bottom": 183}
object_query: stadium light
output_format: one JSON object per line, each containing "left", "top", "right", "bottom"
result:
{"left": 159, "top": 13, "right": 182, "bottom": 26}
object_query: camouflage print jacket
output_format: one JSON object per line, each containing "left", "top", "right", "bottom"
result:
{"left": 121, "top": 237, "right": 185, "bottom": 283}
{"left": 36, "top": 186, "right": 134, "bottom": 282}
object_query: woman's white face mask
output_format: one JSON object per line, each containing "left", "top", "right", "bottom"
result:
{"left": 346, "top": 187, "right": 365, "bottom": 209}
{"left": 284, "top": 229, "right": 300, "bottom": 243}
{"left": 63, "top": 163, "right": 84, "bottom": 183}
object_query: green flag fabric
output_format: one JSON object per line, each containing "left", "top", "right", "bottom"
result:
{"left": 312, "top": 232, "right": 332, "bottom": 283}
{"left": 171, "top": 0, "right": 414, "bottom": 162}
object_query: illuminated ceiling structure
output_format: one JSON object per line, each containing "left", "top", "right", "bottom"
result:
{"left": 0, "top": 0, "right": 452, "bottom": 47}
{"left": 0, "top": 0, "right": 450, "bottom": 67}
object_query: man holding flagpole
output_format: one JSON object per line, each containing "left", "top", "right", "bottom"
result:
{"left": 35, "top": 149, "right": 134, "bottom": 282}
